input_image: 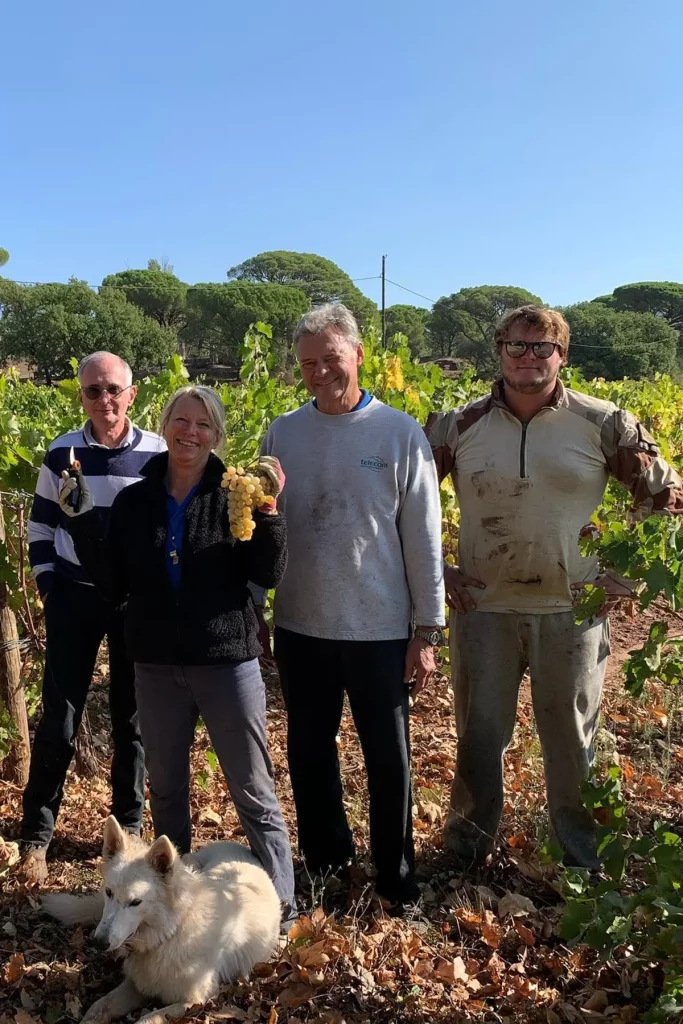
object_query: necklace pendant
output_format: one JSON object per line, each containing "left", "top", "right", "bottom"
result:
{"left": 170, "top": 548, "right": 179, "bottom": 565}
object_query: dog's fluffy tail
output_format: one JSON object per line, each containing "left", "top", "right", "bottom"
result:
{"left": 41, "top": 891, "right": 103, "bottom": 926}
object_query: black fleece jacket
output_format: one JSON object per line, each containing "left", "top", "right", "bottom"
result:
{"left": 67, "top": 451, "right": 287, "bottom": 665}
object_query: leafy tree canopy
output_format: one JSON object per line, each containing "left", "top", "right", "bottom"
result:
{"left": 0, "top": 249, "right": 9, "bottom": 268}
{"left": 563, "top": 301, "right": 678, "bottom": 380}
{"left": 101, "top": 268, "right": 188, "bottom": 328}
{"left": 0, "top": 278, "right": 175, "bottom": 383}
{"left": 183, "top": 280, "right": 310, "bottom": 363}
{"left": 384, "top": 304, "right": 431, "bottom": 357}
{"left": 595, "top": 282, "right": 683, "bottom": 346}
{"left": 227, "top": 250, "right": 378, "bottom": 330}
{"left": 429, "top": 285, "right": 543, "bottom": 373}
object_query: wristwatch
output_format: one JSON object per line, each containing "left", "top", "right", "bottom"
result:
{"left": 414, "top": 625, "right": 447, "bottom": 646}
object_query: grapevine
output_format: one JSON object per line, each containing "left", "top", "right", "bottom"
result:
{"left": 1, "top": 326, "right": 683, "bottom": 1020}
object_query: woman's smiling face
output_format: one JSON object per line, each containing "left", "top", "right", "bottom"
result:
{"left": 164, "top": 395, "right": 217, "bottom": 471}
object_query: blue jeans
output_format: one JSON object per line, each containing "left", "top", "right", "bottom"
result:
{"left": 21, "top": 576, "right": 144, "bottom": 848}
{"left": 134, "top": 659, "right": 296, "bottom": 918}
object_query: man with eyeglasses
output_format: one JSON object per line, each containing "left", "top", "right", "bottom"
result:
{"left": 19, "top": 351, "right": 166, "bottom": 883}
{"left": 425, "top": 305, "right": 683, "bottom": 871}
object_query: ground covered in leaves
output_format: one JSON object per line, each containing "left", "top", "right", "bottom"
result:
{"left": 1, "top": 607, "right": 682, "bottom": 1024}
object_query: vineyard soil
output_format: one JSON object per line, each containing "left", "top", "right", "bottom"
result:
{"left": 1, "top": 604, "right": 681, "bottom": 1024}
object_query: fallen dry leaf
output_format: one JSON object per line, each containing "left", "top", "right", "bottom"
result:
{"left": 514, "top": 921, "right": 536, "bottom": 946}
{"left": 498, "top": 892, "right": 537, "bottom": 918}
{"left": 475, "top": 885, "right": 497, "bottom": 908}
{"left": 296, "top": 939, "right": 330, "bottom": 969}
{"left": 482, "top": 910, "right": 502, "bottom": 948}
{"left": 310, "top": 906, "right": 326, "bottom": 927}
{"left": 277, "top": 983, "right": 315, "bottom": 1010}
{"left": 4, "top": 953, "right": 26, "bottom": 985}
{"left": 435, "top": 956, "right": 469, "bottom": 985}
{"left": 18, "top": 992, "right": 35, "bottom": 1012}
{"left": 583, "top": 989, "right": 609, "bottom": 1012}
{"left": 14, "top": 1012, "right": 40, "bottom": 1024}
{"left": 287, "top": 917, "right": 315, "bottom": 941}
{"left": 266, "top": 1007, "right": 277, "bottom": 1024}
{"left": 210, "top": 1006, "right": 248, "bottom": 1020}
{"left": 198, "top": 807, "right": 222, "bottom": 825}
{"left": 0, "top": 837, "right": 20, "bottom": 877}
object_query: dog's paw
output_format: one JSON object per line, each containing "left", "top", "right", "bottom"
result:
{"left": 81, "top": 996, "right": 113, "bottom": 1024}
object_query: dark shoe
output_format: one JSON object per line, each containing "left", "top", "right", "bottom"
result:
{"left": 17, "top": 845, "right": 49, "bottom": 885}
{"left": 375, "top": 876, "right": 421, "bottom": 910}
{"left": 297, "top": 857, "right": 354, "bottom": 893}
{"left": 444, "top": 821, "right": 493, "bottom": 871}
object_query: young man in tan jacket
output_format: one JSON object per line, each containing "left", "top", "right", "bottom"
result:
{"left": 425, "top": 306, "right": 683, "bottom": 869}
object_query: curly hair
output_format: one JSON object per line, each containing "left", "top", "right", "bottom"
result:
{"left": 494, "top": 305, "right": 570, "bottom": 353}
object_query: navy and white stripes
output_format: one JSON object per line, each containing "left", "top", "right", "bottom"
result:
{"left": 29, "top": 421, "right": 166, "bottom": 587}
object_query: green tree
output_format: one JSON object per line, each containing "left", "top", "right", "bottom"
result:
{"left": 563, "top": 302, "right": 678, "bottom": 379}
{"left": 147, "top": 257, "right": 174, "bottom": 274}
{"left": 183, "top": 281, "right": 310, "bottom": 364}
{"left": 227, "top": 250, "right": 377, "bottom": 330}
{"left": 384, "top": 304, "right": 431, "bottom": 356}
{"left": 602, "top": 281, "right": 683, "bottom": 334}
{"left": 429, "top": 285, "right": 543, "bottom": 373}
{"left": 0, "top": 278, "right": 176, "bottom": 383}
{"left": 101, "top": 268, "right": 188, "bottom": 328}
{"left": 0, "top": 249, "right": 9, "bottom": 268}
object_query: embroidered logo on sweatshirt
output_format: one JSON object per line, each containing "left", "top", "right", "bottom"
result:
{"left": 360, "top": 456, "right": 388, "bottom": 473}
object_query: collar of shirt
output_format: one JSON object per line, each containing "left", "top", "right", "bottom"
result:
{"left": 491, "top": 378, "right": 566, "bottom": 411}
{"left": 83, "top": 418, "right": 135, "bottom": 449}
{"left": 312, "top": 389, "right": 373, "bottom": 412}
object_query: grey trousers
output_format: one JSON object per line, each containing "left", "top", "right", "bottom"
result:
{"left": 134, "top": 660, "right": 296, "bottom": 914}
{"left": 447, "top": 610, "right": 610, "bottom": 870}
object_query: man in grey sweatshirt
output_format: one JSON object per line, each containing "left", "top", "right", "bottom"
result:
{"left": 259, "top": 303, "right": 445, "bottom": 908}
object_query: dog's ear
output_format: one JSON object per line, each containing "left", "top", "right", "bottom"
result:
{"left": 147, "top": 836, "right": 177, "bottom": 876}
{"left": 102, "top": 816, "right": 127, "bottom": 860}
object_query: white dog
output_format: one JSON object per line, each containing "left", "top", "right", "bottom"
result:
{"left": 41, "top": 816, "right": 282, "bottom": 1024}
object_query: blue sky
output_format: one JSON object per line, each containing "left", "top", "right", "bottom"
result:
{"left": 3, "top": 0, "right": 682, "bottom": 310}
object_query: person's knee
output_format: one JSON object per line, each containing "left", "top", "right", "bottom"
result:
{"left": 34, "top": 702, "right": 80, "bottom": 748}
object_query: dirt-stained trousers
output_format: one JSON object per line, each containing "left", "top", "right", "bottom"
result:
{"left": 446, "top": 610, "right": 610, "bottom": 870}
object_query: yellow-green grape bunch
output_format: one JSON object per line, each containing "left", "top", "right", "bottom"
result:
{"left": 221, "top": 465, "right": 275, "bottom": 541}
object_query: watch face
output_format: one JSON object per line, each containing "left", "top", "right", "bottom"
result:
{"left": 428, "top": 630, "right": 441, "bottom": 645}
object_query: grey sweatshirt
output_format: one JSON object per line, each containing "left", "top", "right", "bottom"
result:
{"left": 262, "top": 398, "right": 445, "bottom": 641}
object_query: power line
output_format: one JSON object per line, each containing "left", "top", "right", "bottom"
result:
{"left": 384, "top": 278, "right": 437, "bottom": 304}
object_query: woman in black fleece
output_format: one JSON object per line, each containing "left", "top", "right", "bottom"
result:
{"left": 61, "top": 385, "right": 296, "bottom": 925}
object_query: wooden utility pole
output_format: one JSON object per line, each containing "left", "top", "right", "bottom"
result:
{"left": 0, "top": 498, "right": 30, "bottom": 786}
{"left": 381, "top": 255, "right": 387, "bottom": 348}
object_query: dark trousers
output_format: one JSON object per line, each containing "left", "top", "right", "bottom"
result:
{"left": 21, "top": 576, "right": 144, "bottom": 848}
{"left": 274, "top": 627, "right": 414, "bottom": 902}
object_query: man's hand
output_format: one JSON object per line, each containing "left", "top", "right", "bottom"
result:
{"left": 255, "top": 607, "right": 274, "bottom": 665}
{"left": 58, "top": 469, "right": 94, "bottom": 517}
{"left": 444, "top": 564, "right": 485, "bottom": 613}
{"left": 571, "top": 574, "right": 635, "bottom": 618}
{"left": 404, "top": 637, "right": 437, "bottom": 698}
{"left": 257, "top": 456, "right": 286, "bottom": 499}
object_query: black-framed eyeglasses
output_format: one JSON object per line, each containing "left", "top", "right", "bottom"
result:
{"left": 80, "top": 384, "right": 133, "bottom": 400}
{"left": 504, "top": 340, "right": 561, "bottom": 359}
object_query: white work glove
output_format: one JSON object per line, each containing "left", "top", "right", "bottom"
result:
{"left": 257, "top": 456, "right": 286, "bottom": 498}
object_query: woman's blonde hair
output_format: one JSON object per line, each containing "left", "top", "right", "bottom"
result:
{"left": 159, "top": 385, "right": 226, "bottom": 448}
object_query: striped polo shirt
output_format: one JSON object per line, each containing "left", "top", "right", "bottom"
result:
{"left": 28, "top": 419, "right": 166, "bottom": 586}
